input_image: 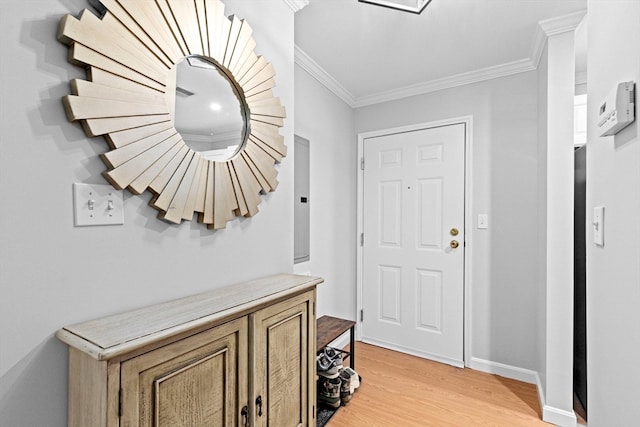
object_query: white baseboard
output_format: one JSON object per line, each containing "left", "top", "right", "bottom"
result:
{"left": 470, "top": 359, "right": 577, "bottom": 426}
{"left": 467, "top": 357, "right": 538, "bottom": 384}
{"left": 542, "top": 404, "right": 578, "bottom": 426}
{"left": 363, "top": 337, "right": 464, "bottom": 368}
{"left": 535, "top": 373, "right": 578, "bottom": 427}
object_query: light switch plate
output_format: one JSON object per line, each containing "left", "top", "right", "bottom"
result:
{"left": 477, "top": 214, "right": 489, "bottom": 229}
{"left": 73, "top": 183, "right": 124, "bottom": 226}
{"left": 593, "top": 206, "right": 604, "bottom": 246}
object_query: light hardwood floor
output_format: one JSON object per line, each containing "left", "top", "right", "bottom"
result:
{"left": 327, "top": 342, "right": 550, "bottom": 427}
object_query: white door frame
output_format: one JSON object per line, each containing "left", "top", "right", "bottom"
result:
{"left": 356, "top": 116, "right": 474, "bottom": 367}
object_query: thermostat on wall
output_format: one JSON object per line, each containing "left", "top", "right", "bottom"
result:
{"left": 597, "top": 81, "right": 635, "bottom": 137}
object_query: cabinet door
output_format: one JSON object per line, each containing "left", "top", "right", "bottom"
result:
{"left": 251, "top": 290, "right": 316, "bottom": 427}
{"left": 120, "top": 317, "right": 249, "bottom": 427}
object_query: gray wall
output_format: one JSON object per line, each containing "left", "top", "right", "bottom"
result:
{"left": 586, "top": 1, "right": 640, "bottom": 425}
{"left": 353, "top": 72, "right": 541, "bottom": 372}
{"left": 293, "top": 64, "right": 357, "bottom": 320}
{"left": 536, "top": 42, "right": 549, "bottom": 396}
{"left": 0, "top": 1, "right": 295, "bottom": 425}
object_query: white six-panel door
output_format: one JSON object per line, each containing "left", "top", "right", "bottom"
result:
{"left": 362, "top": 123, "right": 465, "bottom": 367}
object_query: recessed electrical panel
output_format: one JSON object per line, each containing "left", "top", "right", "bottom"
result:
{"left": 597, "top": 81, "right": 635, "bottom": 137}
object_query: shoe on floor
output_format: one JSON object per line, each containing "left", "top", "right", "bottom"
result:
{"left": 318, "top": 376, "right": 341, "bottom": 409}
{"left": 342, "top": 367, "right": 360, "bottom": 394}
{"left": 339, "top": 369, "right": 352, "bottom": 405}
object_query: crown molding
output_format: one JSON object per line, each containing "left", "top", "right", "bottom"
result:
{"left": 294, "top": 45, "right": 357, "bottom": 107}
{"left": 353, "top": 58, "right": 536, "bottom": 107}
{"left": 538, "top": 10, "right": 586, "bottom": 37}
{"left": 282, "top": 0, "right": 309, "bottom": 12}
{"left": 295, "top": 10, "right": 587, "bottom": 108}
{"left": 531, "top": 10, "right": 587, "bottom": 68}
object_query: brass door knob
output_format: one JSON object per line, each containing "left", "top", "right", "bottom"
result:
{"left": 450, "top": 228, "right": 459, "bottom": 236}
{"left": 450, "top": 240, "right": 459, "bottom": 249}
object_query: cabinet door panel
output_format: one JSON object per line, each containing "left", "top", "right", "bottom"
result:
{"left": 252, "top": 291, "right": 315, "bottom": 427}
{"left": 121, "top": 317, "right": 248, "bottom": 427}
{"left": 153, "top": 349, "right": 225, "bottom": 425}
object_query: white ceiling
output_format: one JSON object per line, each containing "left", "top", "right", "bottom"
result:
{"left": 295, "top": 0, "right": 587, "bottom": 106}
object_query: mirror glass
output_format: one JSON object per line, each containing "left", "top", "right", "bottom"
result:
{"left": 173, "top": 55, "right": 248, "bottom": 161}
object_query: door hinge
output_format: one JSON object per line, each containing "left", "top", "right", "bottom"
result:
{"left": 360, "top": 233, "right": 364, "bottom": 246}
{"left": 360, "top": 309, "right": 364, "bottom": 322}
{"left": 360, "top": 157, "right": 365, "bottom": 170}
{"left": 313, "top": 301, "right": 316, "bottom": 316}
{"left": 118, "top": 388, "right": 123, "bottom": 417}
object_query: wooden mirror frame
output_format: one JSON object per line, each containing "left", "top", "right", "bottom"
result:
{"left": 59, "top": 0, "right": 287, "bottom": 229}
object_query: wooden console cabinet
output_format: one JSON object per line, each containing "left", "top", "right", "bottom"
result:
{"left": 57, "top": 274, "right": 322, "bottom": 427}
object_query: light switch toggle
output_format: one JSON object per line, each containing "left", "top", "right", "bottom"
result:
{"left": 593, "top": 206, "right": 605, "bottom": 246}
{"left": 73, "top": 183, "right": 124, "bottom": 226}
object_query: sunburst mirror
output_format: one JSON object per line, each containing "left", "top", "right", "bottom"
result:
{"left": 59, "top": 0, "right": 287, "bottom": 229}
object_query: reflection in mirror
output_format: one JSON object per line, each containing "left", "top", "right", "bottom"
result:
{"left": 173, "top": 55, "right": 248, "bottom": 161}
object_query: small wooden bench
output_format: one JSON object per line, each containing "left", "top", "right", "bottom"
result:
{"left": 316, "top": 315, "right": 356, "bottom": 369}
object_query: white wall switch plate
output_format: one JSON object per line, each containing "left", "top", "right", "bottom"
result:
{"left": 477, "top": 214, "right": 489, "bottom": 229}
{"left": 593, "top": 206, "right": 605, "bottom": 246}
{"left": 73, "top": 183, "right": 124, "bottom": 226}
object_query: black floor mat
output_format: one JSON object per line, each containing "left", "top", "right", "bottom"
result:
{"left": 316, "top": 406, "right": 337, "bottom": 427}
